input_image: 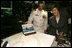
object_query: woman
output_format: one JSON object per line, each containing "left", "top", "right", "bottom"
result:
{"left": 48, "top": 4, "right": 68, "bottom": 37}
{"left": 48, "top": 4, "right": 68, "bottom": 46}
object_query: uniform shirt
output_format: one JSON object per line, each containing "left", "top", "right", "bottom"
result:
{"left": 28, "top": 8, "right": 48, "bottom": 33}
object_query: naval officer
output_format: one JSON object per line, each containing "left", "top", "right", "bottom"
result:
{"left": 28, "top": 1, "right": 48, "bottom": 33}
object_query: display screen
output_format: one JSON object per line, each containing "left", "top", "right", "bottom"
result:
{"left": 22, "top": 24, "right": 35, "bottom": 33}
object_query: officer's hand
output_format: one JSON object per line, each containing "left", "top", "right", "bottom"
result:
{"left": 44, "top": 30, "right": 47, "bottom": 34}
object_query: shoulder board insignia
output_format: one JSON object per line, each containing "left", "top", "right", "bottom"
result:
{"left": 45, "top": 11, "right": 48, "bottom": 14}
{"left": 32, "top": 9, "right": 36, "bottom": 12}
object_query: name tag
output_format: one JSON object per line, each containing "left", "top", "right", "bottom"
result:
{"left": 35, "top": 14, "right": 39, "bottom": 16}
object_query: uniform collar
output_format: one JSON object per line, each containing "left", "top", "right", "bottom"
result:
{"left": 36, "top": 8, "right": 44, "bottom": 12}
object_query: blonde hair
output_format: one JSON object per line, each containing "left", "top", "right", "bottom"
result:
{"left": 38, "top": 1, "right": 45, "bottom": 7}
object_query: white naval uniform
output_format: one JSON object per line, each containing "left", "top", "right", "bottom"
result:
{"left": 28, "top": 8, "right": 48, "bottom": 33}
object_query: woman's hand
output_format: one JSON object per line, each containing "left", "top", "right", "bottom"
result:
{"left": 56, "top": 29, "right": 59, "bottom": 35}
